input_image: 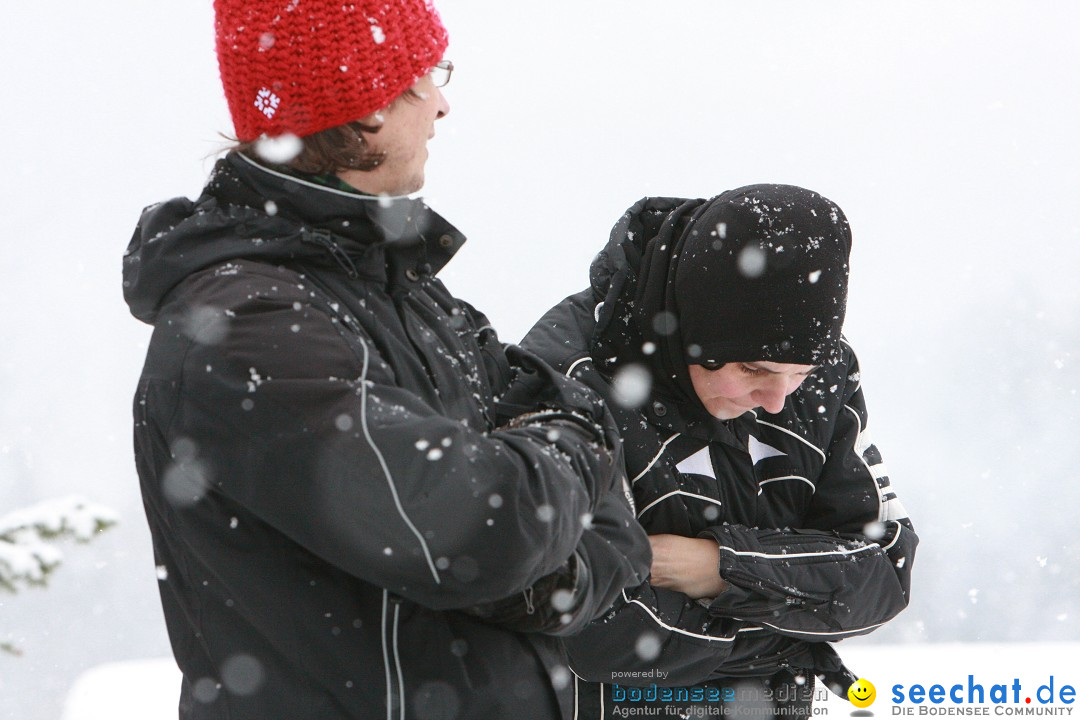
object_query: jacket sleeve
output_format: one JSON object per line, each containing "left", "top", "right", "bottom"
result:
{"left": 165, "top": 270, "right": 618, "bottom": 611}
{"left": 562, "top": 579, "right": 846, "bottom": 687}
{"left": 457, "top": 297, "right": 653, "bottom": 634}
{"left": 699, "top": 346, "right": 918, "bottom": 641}
{"left": 463, "top": 473, "right": 651, "bottom": 636}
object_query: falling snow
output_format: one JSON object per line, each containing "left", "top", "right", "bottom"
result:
{"left": 254, "top": 133, "right": 303, "bottom": 165}
{"left": 737, "top": 246, "right": 766, "bottom": 278}
{"left": 634, "top": 632, "right": 661, "bottom": 662}
{"left": 612, "top": 363, "right": 652, "bottom": 409}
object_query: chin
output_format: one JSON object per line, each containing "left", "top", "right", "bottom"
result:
{"left": 402, "top": 172, "right": 425, "bottom": 195}
{"left": 708, "top": 407, "right": 745, "bottom": 420}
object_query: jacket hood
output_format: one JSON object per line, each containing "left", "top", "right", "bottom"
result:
{"left": 123, "top": 152, "right": 465, "bottom": 324}
{"left": 589, "top": 196, "right": 710, "bottom": 412}
{"left": 589, "top": 185, "right": 851, "bottom": 417}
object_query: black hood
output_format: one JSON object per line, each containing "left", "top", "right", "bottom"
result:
{"left": 588, "top": 196, "right": 711, "bottom": 414}
{"left": 588, "top": 185, "right": 851, "bottom": 419}
{"left": 123, "top": 152, "right": 465, "bottom": 324}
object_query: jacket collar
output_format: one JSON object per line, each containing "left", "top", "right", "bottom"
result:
{"left": 124, "top": 152, "right": 466, "bottom": 323}
{"left": 217, "top": 153, "right": 466, "bottom": 277}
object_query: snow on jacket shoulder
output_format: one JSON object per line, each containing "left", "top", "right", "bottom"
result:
{"left": 124, "top": 153, "right": 649, "bottom": 719}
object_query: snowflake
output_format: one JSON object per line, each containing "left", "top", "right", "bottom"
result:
{"left": 254, "top": 88, "right": 281, "bottom": 119}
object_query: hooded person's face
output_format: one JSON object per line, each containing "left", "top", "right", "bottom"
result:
{"left": 687, "top": 361, "right": 817, "bottom": 419}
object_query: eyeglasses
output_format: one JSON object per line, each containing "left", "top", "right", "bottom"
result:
{"left": 429, "top": 60, "right": 453, "bottom": 88}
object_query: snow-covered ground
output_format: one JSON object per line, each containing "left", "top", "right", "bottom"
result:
{"left": 62, "top": 658, "right": 180, "bottom": 720}
{"left": 60, "top": 644, "right": 1080, "bottom": 719}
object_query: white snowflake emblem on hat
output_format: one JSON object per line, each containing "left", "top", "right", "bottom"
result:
{"left": 254, "top": 87, "right": 281, "bottom": 119}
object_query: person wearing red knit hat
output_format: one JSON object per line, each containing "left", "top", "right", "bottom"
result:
{"left": 216, "top": 0, "right": 452, "bottom": 196}
{"left": 122, "top": 1, "right": 650, "bottom": 718}
{"left": 215, "top": 0, "right": 449, "bottom": 143}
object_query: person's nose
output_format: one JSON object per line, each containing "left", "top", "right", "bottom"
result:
{"left": 435, "top": 87, "right": 450, "bottom": 119}
{"left": 754, "top": 379, "right": 789, "bottom": 415}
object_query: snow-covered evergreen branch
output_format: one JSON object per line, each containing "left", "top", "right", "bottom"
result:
{"left": 0, "top": 496, "right": 119, "bottom": 594}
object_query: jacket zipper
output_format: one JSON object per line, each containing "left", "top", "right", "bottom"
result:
{"left": 381, "top": 590, "right": 407, "bottom": 720}
{"left": 391, "top": 597, "right": 405, "bottom": 720}
{"left": 381, "top": 591, "right": 394, "bottom": 720}
{"left": 301, "top": 228, "right": 361, "bottom": 279}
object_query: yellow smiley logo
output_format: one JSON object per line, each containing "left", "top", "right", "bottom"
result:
{"left": 848, "top": 678, "right": 876, "bottom": 708}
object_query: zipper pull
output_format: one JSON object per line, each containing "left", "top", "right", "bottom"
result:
{"left": 301, "top": 228, "right": 360, "bottom": 279}
{"left": 523, "top": 587, "right": 535, "bottom": 615}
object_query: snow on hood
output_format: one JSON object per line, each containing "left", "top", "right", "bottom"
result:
{"left": 122, "top": 192, "right": 317, "bottom": 324}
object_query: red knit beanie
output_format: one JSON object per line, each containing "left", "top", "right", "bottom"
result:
{"left": 214, "top": 0, "right": 448, "bottom": 141}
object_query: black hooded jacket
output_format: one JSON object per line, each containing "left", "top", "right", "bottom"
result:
{"left": 522, "top": 196, "right": 918, "bottom": 716}
{"left": 123, "top": 152, "right": 650, "bottom": 719}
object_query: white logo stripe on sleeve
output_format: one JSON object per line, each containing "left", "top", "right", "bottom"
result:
{"left": 716, "top": 542, "right": 880, "bottom": 561}
{"left": 844, "top": 404, "right": 909, "bottom": 522}
{"left": 882, "top": 496, "right": 909, "bottom": 522}
{"left": 854, "top": 426, "right": 874, "bottom": 458}
{"left": 843, "top": 404, "right": 887, "bottom": 523}
{"left": 621, "top": 590, "right": 737, "bottom": 643}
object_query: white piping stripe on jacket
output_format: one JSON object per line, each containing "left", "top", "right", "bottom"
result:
{"left": 621, "top": 589, "right": 737, "bottom": 643}
{"left": 758, "top": 475, "right": 816, "bottom": 492}
{"left": 238, "top": 151, "right": 418, "bottom": 202}
{"left": 844, "top": 404, "right": 887, "bottom": 523}
{"left": 756, "top": 619, "right": 888, "bottom": 638}
{"left": 393, "top": 603, "right": 405, "bottom": 720}
{"left": 637, "top": 489, "right": 723, "bottom": 518}
{"left": 717, "top": 542, "right": 880, "bottom": 561}
{"left": 565, "top": 356, "right": 592, "bottom": 378}
{"left": 630, "top": 433, "right": 682, "bottom": 485}
{"left": 881, "top": 522, "right": 903, "bottom": 552}
{"left": 358, "top": 337, "right": 441, "bottom": 584}
{"left": 755, "top": 420, "right": 826, "bottom": 462}
{"left": 381, "top": 591, "right": 393, "bottom": 720}
{"left": 572, "top": 674, "right": 579, "bottom": 720}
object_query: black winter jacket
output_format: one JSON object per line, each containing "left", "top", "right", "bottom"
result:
{"left": 522, "top": 197, "right": 918, "bottom": 717}
{"left": 123, "top": 153, "right": 650, "bottom": 719}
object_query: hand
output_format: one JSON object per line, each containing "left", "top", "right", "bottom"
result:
{"left": 648, "top": 534, "right": 730, "bottom": 600}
